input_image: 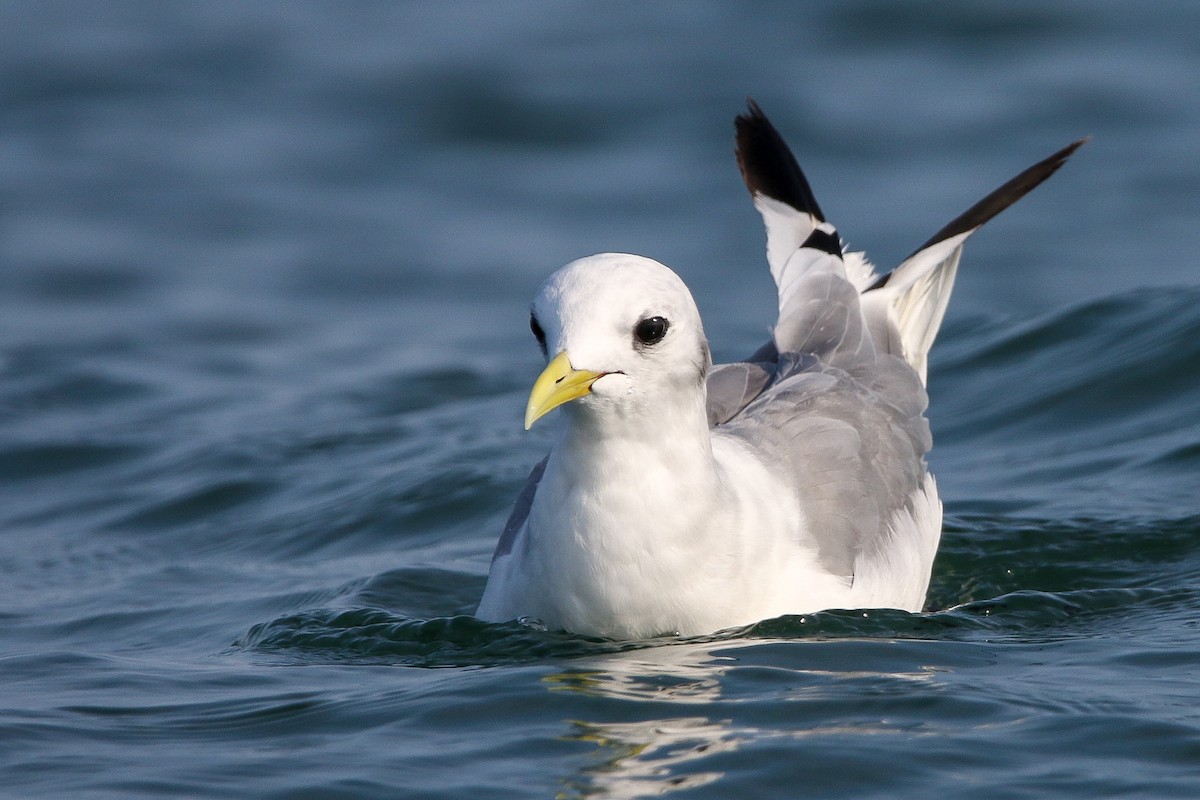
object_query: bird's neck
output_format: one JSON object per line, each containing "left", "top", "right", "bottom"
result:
{"left": 521, "top": 392, "right": 745, "bottom": 638}
{"left": 556, "top": 390, "right": 717, "bottom": 488}
{"left": 532, "top": 389, "right": 724, "bottom": 548}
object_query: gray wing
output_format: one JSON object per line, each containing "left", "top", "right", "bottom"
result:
{"left": 722, "top": 102, "right": 1080, "bottom": 581}
{"left": 724, "top": 102, "right": 932, "bottom": 578}
{"left": 491, "top": 455, "right": 547, "bottom": 564}
{"left": 717, "top": 300, "right": 931, "bottom": 581}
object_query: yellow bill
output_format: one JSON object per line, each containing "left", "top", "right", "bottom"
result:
{"left": 524, "top": 351, "right": 605, "bottom": 430}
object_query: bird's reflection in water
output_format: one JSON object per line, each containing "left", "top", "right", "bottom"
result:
{"left": 544, "top": 637, "right": 943, "bottom": 798}
{"left": 545, "top": 641, "right": 742, "bottom": 798}
{"left": 545, "top": 642, "right": 730, "bottom": 703}
{"left": 560, "top": 715, "right": 742, "bottom": 797}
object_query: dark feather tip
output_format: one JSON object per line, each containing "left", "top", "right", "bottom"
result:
{"left": 801, "top": 227, "right": 843, "bottom": 259}
{"left": 906, "top": 137, "right": 1089, "bottom": 260}
{"left": 735, "top": 98, "right": 826, "bottom": 222}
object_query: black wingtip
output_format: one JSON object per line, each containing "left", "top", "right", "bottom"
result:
{"left": 904, "top": 137, "right": 1089, "bottom": 261}
{"left": 735, "top": 98, "right": 826, "bottom": 222}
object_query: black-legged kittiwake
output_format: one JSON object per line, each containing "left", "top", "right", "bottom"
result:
{"left": 477, "top": 100, "right": 1084, "bottom": 639}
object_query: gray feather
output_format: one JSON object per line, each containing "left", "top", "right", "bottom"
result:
{"left": 705, "top": 361, "right": 776, "bottom": 425}
{"left": 716, "top": 257, "right": 931, "bottom": 579}
{"left": 492, "top": 455, "right": 547, "bottom": 563}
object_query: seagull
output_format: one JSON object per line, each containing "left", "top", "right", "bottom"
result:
{"left": 477, "top": 100, "right": 1083, "bottom": 639}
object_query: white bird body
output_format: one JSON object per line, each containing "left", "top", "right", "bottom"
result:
{"left": 483, "top": 400, "right": 855, "bottom": 639}
{"left": 477, "top": 102, "right": 1083, "bottom": 639}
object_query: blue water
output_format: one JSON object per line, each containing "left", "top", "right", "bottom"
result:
{"left": 3, "top": 2, "right": 1200, "bottom": 797}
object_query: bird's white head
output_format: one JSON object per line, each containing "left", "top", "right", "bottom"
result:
{"left": 524, "top": 253, "right": 711, "bottom": 430}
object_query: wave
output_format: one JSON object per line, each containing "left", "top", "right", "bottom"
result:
{"left": 936, "top": 285, "right": 1200, "bottom": 441}
{"left": 932, "top": 286, "right": 1200, "bottom": 518}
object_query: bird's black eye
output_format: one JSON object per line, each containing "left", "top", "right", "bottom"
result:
{"left": 633, "top": 316, "right": 669, "bottom": 346}
{"left": 530, "top": 313, "right": 547, "bottom": 354}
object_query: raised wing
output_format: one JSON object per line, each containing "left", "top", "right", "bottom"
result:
{"left": 706, "top": 100, "right": 878, "bottom": 431}
{"left": 862, "top": 138, "right": 1087, "bottom": 381}
{"left": 720, "top": 101, "right": 1082, "bottom": 580}
{"left": 733, "top": 98, "right": 1085, "bottom": 384}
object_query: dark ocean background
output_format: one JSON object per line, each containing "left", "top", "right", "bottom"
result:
{"left": 3, "top": 2, "right": 1199, "bottom": 797}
